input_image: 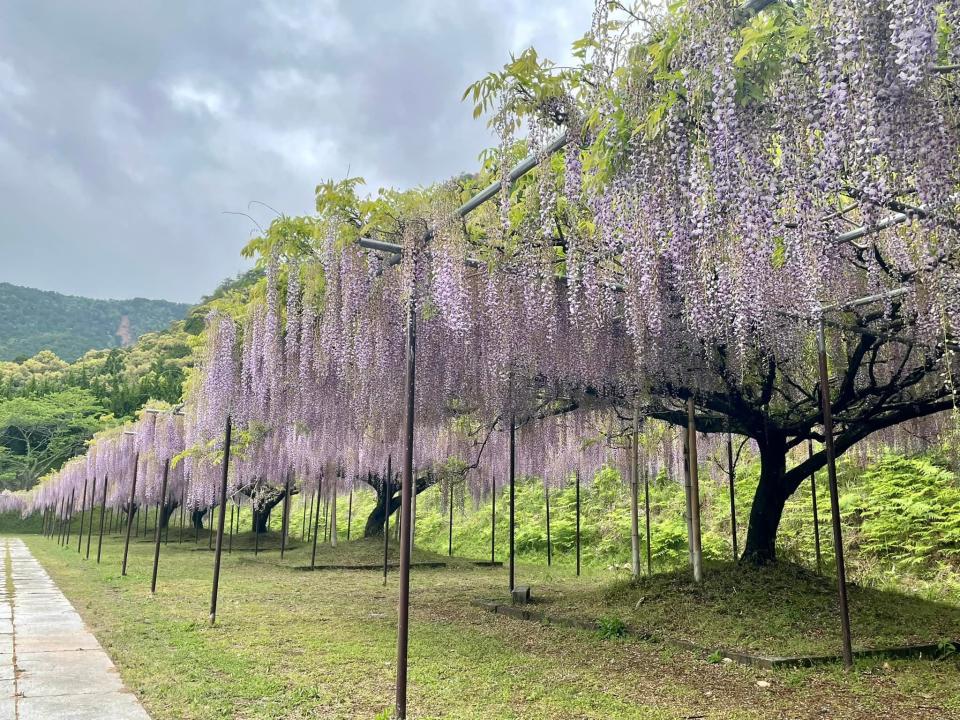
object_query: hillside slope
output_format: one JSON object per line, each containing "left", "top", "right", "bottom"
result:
{"left": 0, "top": 282, "right": 190, "bottom": 362}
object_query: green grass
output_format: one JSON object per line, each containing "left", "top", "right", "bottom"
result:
{"left": 18, "top": 527, "right": 960, "bottom": 719}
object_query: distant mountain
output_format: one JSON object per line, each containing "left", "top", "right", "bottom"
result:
{"left": 0, "top": 283, "right": 191, "bottom": 362}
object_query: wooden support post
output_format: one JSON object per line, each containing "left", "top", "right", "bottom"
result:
{"left": 280, "top": 471, "right": 291, "bottom": 559}
{"left": 448, "top": 481, "right": 454, "bottom": 557}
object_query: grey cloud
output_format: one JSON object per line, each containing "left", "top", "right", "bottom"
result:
{"left": 0, "top": 1, "right": 590, "bottom": 303}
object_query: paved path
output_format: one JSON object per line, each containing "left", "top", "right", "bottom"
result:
{"left": 0, "top": 538, "right": 151, "bottom": 720}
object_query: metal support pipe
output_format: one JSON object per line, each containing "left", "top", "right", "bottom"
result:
{"left": 687, "top": 398, "right": 704, "bottom": 583}
{"left": 509, "top": 418, "right": 516, "bottom": 591}
{"left": 575, "top": 470, "right": 581, "bottom": 577}
{"left": 644, "top": 462, "right": 652, "bottom": 576}
{"left": 490, "top": 478, "right": 496, "bottom": 564}
{"left": 178, "top": 485, "right": 185, "bottom": 544}
{"left": 228, "top": 503, "right": 234, "bottom": 554}
{"left": 209, "top": 417, "right": 232, "bottom": 625}
{"left": 545, "top": 485, "right": 552, "bottom": 567}
{"left": 151, "top": 458, "right": 170, "bottom": 593}
{"left": 121, "top": 456, "right": 139, "bottom": 577}
{"left": 727, "top": 431, "right": 738, "bottom": 561}
{"left": 64, "top": 489, "right": 75, "bottom": 547}
{"left": 280, "top": 471, "right": 291, "bottom": 559}
{"left": 96, "top": 475, "right": 108, "bottom": 564}
{"left": 85, "top": 477, "right": 97, "bottom": 559}
{"left": 817, "top": 318, "right": 854, "bottom": 669}
{"left": 448, "top": 481, "right": 454, "bottom": 557}
{"left": 395, "top": 291, "right": 417, "bottom": 720}
{"left": 76, "top": 477, "right": 88, "bottom": 553}
{"left": 311, "top": 479, "right": 323, "bottom": 569}
{"left": 302, "top": 490, "right": 309, "bottom": 541}
{"left": 383, "top": 457, "right": 392, "bottom": 585}
{"left": 347, "top": 487, "right": 353, "bottom": 541}
{"left": 808, "top": 439, "right": 823, "bottom": 575}
{"left": 630, "top": 409, "right": 641, "bottom": 579}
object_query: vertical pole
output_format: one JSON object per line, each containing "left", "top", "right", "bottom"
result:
{"left": 151, "top": 458, "right": 170, "bottom": 593}
{"left": 545, "top": 485, "right": 552, "bottom": 567}
{"left": 322, "top": 494, "right": 330, "bottom": 543}
{"left": 306, "top": 491, "right": 315, "bottom": 543}
{"left": 209, "top": 416, "right": 232, "bottom": 625}
{"left": 86, "top": 478, "right": 96, "bottom": 559}
{"left": 280, "top": 471, "right": 291, "bottom": 559}
{"left": 683, "top": 433, "right": 693, "bottom": 566}
{"left": 330, "top": 475, "right": 338, "bottom": 548}
{"left": 448, "top": 481, "right": 454, "bottom": 557}
{"left": 808, "top": 439, "right": 823, "bottom": 575}
{"left": 65, "top": 489, "right": 75, "bottom": 547}
{"left": 630, "top": 409, "right": 641, "bottom": 579}
{"left": 178, "top": 485, "right": 185, "bottom": 544}
{"left": 121, "top": 454, "right": 140, "bottom": 577}
{"left": 311, "top": 479, "right": 323, "bottom": 569}
{"left": 228, "top": 503, "right": 234, "bottom": 554}
{"left": 96, "top": 475, "right": 108, "bottom": 564}
{"left": 687, "top": 397, "right": 704, "bottom": 583}
{"left": 817, "top": 319, "right": 854, "bottom": 669}
{"left": 490, "top": 478, "right": 495, "bottom": 565}
{"left": 347, "top": 487, "right": 353, "bottom": 541}
{"left": 408, "top": 483, "right": 416, "bottom": 548}
{"left": 727, "top": 430, "right": 738, "bottom": 561}
{"left": 509, "top": 418, "right": 516, "bottom": 592}
{"left": 383, "top": 459, "right": 391, "bottom": 585}
{"left": 77, "top": 477, "right": 88, "bottom": 553}
{"left": 575, "top": 471, "right": 581, "bottom": 577}
{"left": 301, "top": 490, "right": 308, "bottom": 541}
{"left": 644, "top": 462, "right": 652, "bottom": 576}
{"left": 254, "top": 503, "right": 261, "bottom": 556}
{"left": 395, "top": 289, "right": 417, "bottom": 720}
{"left": 56, "top": 497, "right": 64, "bottom": 544}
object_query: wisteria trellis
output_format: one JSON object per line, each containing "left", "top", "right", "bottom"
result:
{"left": 8, "top": 1, "right": 960, "bottom": 715}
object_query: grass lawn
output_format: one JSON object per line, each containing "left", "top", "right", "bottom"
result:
{"left": 17, "top": 529, "right": 960, "bottom": 719}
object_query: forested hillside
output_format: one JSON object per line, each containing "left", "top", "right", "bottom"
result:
{"left": 0, "top": 282, "right": 190, "bottom": 362}
{"left": 0, "top": 270, "right": 261, "bottom": 491}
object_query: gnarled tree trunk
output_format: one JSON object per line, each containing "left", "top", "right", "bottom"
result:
{"left": 741, "top": 433, "right": 796, "bottom": 564}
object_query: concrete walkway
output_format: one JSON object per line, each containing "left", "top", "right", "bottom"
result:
{"left": 0, "top": 538, "right": 151, "bottom": 720}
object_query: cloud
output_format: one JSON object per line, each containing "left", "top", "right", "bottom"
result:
{"left": 0, "top": 0, "right": 591, "bottom": 303}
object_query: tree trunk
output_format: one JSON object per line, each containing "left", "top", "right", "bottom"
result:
{"left": 741, "top": 433, "right": 791, "bottom": 564}
{"left": 251, "top": 489, "right": 291, "bottom": 534}
{"left": 363, "top": 473, "right": 438, "bottom": 538}
{"left": 191, "top": 509, "right": 206, "bottom": 530}
{"left": 159, "top": 502, "right": 178, "bottom": 529}
{"left": 364, "top": 480, "right": 400, "bottom": 538}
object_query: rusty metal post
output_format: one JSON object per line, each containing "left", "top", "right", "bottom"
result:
{"left": 209, "top": 416, "right": 232, "bottom": 625}
{"left": 817, "top": 318, "right": 854, "bottom": 669}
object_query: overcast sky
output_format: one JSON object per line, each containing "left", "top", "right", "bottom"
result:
{"left": 0, "top": 1, "right": 589, "bottom": 304}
